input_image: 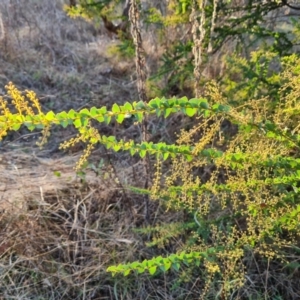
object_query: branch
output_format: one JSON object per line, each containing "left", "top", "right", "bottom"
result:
{"left": 282, "top": 0, "right": 300, "bottom": 10}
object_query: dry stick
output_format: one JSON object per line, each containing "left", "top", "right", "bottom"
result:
{"left": 0, "top": 11, "right": 4, "bottom": 42}
{"left": 129, "top": 0, "right": 150, "bottom": 223}
{"left": 104, "top": 148, "right": 136, "bottom": 217}
{"left": 129, "top": 0, "right": 147, "bottom": 101}
{"left": 191, "top": 0, "right": 207, "bottom": 98}
{"left": 208, "top": 0, "right": 218, "bottom": 54}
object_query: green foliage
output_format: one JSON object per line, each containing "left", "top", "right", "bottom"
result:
{"left": 0, "top": 86, "right": 229, "bottom": 167}
{"left": 65, "top": 0, "right": 115, "bottom": 21}
{"left": 151, "top": 0, "right": 299, "bottom": 96}
{"left": 221, "top": 49, "right": 282, "bottom": 104}
{"left": 64, "top": 0, "right": 300, "bottom": 97}
{"left": 107, "top": 248, "right": 218, "bottom": 276}
{"left": 64, "top": 0, "right": 300, "bottom": 99}
{"left": 151, "top": 41, "right": 194, "bottom": 95}
{"left": 108, "top": 36, "right": 135, "bottom": 58}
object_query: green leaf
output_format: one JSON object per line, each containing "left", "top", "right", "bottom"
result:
{"left": 163, "top": 152, "right": 170, "bottom": 161}
{"left": 90, "top": 107, "right": 99, "bottom": 117}
{"left": 116, "top": 114, "right": 125, "bottom": 124}
{"left": 218, "top": 104, "right": 230, "bottom": 112}
{"left": 15, "top": 115, "right": 24, "bottom": 123}
{"left": 163, "top": 260, "right": 172, "bottom": 271}
{"left": 130, "top": 148, "right": 136, "bottom": 156}
{"left": 96, "top": 115, "right": 104, "bottom": 122}
{"left": 200, "top": 101, "right": 209, "bottom": 109}
{"left": 123, "top": 269, "right": 131, "bottom": 276}
{"left": 149, "top": 266, "right": 157, "bottom": 275}
{"left": 149, "top": 98, "right": 159, "bottom": 109}
{"left": 140, "top": 150, "right": 147, "bottom": 158}
{"left": 178, "top": 98, "right": 188, "bottom": 107}
{"left": 123, "top": 102, "right": 133, "bottom": 111}
{"left": 203, "top": 110, "right": 211, "bottom": 118}
{"left": 186, "top": 107, "right": 197, "bottom": 117}
{"left": 164, "top": 108, "right": 173, "bottom": 118}
{"left": 24, "top": 122, "right": 35, "bottom": 131}
{"left": 135, "top": 101, "right": 147, "bottom": 110}
{"left": 45, "top": 111, "right": 56, "bottom": 121}
{"left": 73, "top": 118, "right": 81, "bottom": 128}
{"left": 137, "top": 267, "right": 145, "bottom": 274}
{"left": 136, "top": 112, "right": 143, "bottom": 122}
{"left": 104, "top": 115, "right": 112, "bottom": 125}
{"left": 106, "top": 266, "right": 117, "bottom": 273}
{"left": 142, "top": 260, "right": 149, "bottom": 268}
{"left": 212, "top": 104, "right": 220, "bottom": 111}
{"left": 60, "top": 120, "right": 69, "bottom": 128}
{"left": 80, "top": 116, "right": 89, "bottom": 127}
{"left": 112, "top": 103, "right": 120, "bottom": 113}
{"left": 113, "top": 144, "right": 121, "bottom": 152}
{"left": 57, "top": 111, "right": 68, "bottom": 119}
{"left": 68, "top": 109, "right": 76, "bottom": 118}
{"left": 130, "top": 261, "right": 140, "bottom": 269}
{"left": 11, "top": 123, "right": 21, "bottom": 131}
{"left": 79, "top": 108, "right": 90, "bottom": 116}
{"left": 172, "top": 262, "right": 180, "bottom": 271}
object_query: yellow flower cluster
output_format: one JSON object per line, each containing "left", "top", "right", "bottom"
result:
{"left": 6, "top": 82, "right": 34, "bottom": 115}
{"left": 0, "top": 82, "right": 43, "bottom": 140}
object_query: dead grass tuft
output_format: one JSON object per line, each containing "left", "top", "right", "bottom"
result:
{"left": 0, "top": 145, "right": 192, "bottom": 299}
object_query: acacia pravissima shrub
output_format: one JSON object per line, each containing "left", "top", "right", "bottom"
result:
{"left": 0, "top": 52, "right": 299, "bottom": 297}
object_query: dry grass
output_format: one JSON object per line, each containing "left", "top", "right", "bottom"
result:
{"left": 0, "top": 147, "right": 195, "bottom": 299}
{"left": 0, "top": 150, "right": 141, "bottom": 299}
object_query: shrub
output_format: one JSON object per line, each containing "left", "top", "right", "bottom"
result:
{"left": 1, "top": 50, "right": 300, "bottom": 296}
